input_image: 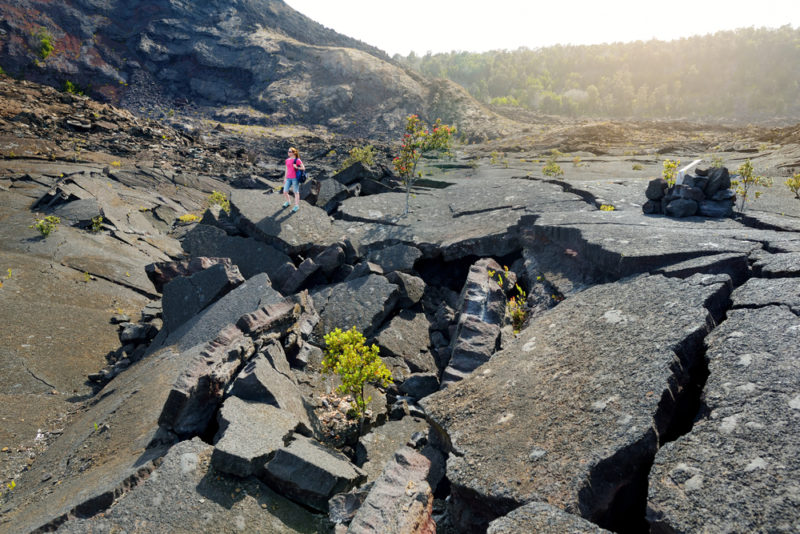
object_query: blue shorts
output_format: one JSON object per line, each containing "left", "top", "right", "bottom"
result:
{"left": 283, "top": 178, "right": 299, "bottom": 193}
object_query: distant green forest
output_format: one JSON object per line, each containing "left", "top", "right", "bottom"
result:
{"left": 397, "top": 26, "right": 800, "bottom": 122}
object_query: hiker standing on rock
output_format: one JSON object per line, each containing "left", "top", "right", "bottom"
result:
{"left": 283, "top": 147, "right": 304, "bottom": 213}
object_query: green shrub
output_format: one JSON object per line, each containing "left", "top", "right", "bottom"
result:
{"left": 207, "top": 190, "right": 230, "bottom": 214}
{"left": 632, "top": 163, "right": 644, "bottom": 171}
{"left": 62, "top": 80, "right": 84, "bottom": 95}
{"left": 30, "top": 215, "right": 60, "bottom": 237}
{"left": 35, "top": 28, "right": 54, "bottom": 60}
{"left": 340, "top": 145, "right": 375, "bottom": 170}
{"left": 90, "top": 215, "right": 103, "bottom": 233}
{"left": 710, "top": 155, "right": 724, "bottom": 168}
{"left": 322, "top": 327, "right": 393, "bottom": 419}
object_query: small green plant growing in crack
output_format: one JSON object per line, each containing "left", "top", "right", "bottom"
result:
{"left": 785, "top": 172, "right": 800, "bottom": 200}
{"left": 488, "top": 266, "right": 529, "bottom": 333}
{"left": 542, "top": 150, "right": 564, "bottom": 178}
{"left": 30, "top": 215, "right": 60, "bottom": 237}
{"left": 206, "top": 190, "right": 230, "bottom": 214}
{"left": 732, "top": 159, "right": 772, "bottom": 213}
{"left": 90, "top": 215, "right": 103, "bottom": 233}
{"left": 322, "top": 327, "right": 393, "bottom": 421}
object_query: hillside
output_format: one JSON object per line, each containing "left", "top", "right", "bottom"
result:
{"left": 0, "top": 0, "right": 511, "bottom": 139}
{"left": 400, "top": 26, "right": 800, "bottom": 124}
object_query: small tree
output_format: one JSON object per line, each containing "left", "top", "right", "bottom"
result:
{"left": 662, "top": 159, "right": 680, "bottom": 186}
{"left": 732, "top": 159, "right": 771, "bottom": 213}
{"left": 322, "top": 327, "right": 393, "bottom": 420}
{"left": 393, "top": 115, "right": 455, "bottom": 216}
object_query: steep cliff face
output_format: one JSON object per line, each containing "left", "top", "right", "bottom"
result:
{"left": 0, "top": 0, "right": 510, "bottom": 138}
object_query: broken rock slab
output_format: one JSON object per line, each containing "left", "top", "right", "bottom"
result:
{"left": 730, "top": 277, "right": 800, "bottom": 314}
{"left": 440, "top": 257, "right": 505, "bottom": 387}
{"left": 231, "top": 189, "right": 337, "bottom": 255}
{"left": 310, "top": 274, "right": 399, "bottom": 342}
{"left": 347, "top": 446, "right": 438, "bottom": 534}
{"left": 374, "top": 310, "right": 437, "bottom": 375}
{"left": 211, "top": 397, "right": 304, "bottom": 478}
{"left": 647, "top": 306, "right": 800, "bottom": 533}
{"left": 53, "top": 438, "right": 320, "bottom": 534}
{"left": 487, "top": 502, "right": 612, "bottom": 534}
{"left": 146, "top": 256, "right": 244, "bottom": 294}
{"left": 262, "top": 436, "right": 366, "bottom": 512}
{"left": 421, "top": 274, "right": 730, "bottom": 532}
{"left": 227, "top": 341, "right": 320, "bottom": 437}
{"left": 181, "top": 223, "right": 296, "bottom": 288}
{"left": 751, "top": 251, "right": 800, "bottom": 278}
{"left": 367, "top": 243, "right": 422, "bottom": 273}
{"left": 162, "top": 261, "right": 245, "bottom": 331}
{"left": 158, "top": 324, "right": 254, "bottom": 438}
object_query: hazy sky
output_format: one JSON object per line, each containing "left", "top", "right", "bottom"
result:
{"left": 284, "top": 0, "right": 800, "bottom": 56}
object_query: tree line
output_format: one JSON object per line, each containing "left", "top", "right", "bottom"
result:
{"left": 396, "top": 26, "right": 800, "bottom": 122}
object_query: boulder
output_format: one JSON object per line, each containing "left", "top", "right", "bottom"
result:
{"left": 230, "top": 189, "right": 337, "bottom": 255}
{"left": 158, "top": 325, "right": 254, "bottom": 438}
{"left": 367, "top": 244, "right": 423, "bottom": 273}
{"left": 262, "top": 436, "right": 367, "bottom": 512}
{"left": 211, "top": 397, "right": 304, "bottom": 478}
{"left": 328, "top": 483, "right": 374, "bottom": 527}
{"left": 332, "top": 161, "right": 382, "bottom": 186}
{"left": 355, "top": 418, "right": 433, "bottom": 483}
{"left": 647, "top": 306, "right": 800, "bottom": 533}
{"left": 316, "top": 176, "right": 354, "bottom": 213}
{"left": 181, "top": 224, "right": 296, "bottom": 287}
{"left": 488, "top": 502, "right": 612, "bottom": 534}
{"left": 344, "top": 261, "right": 384, "bottom": 281}
{"left": 51, "top": 198, "right": 102, "bottom": 226}
{"left": 227, "top": 341, "right": 319, "bottom": 437}
{"left": 347, "top": 446, "right": 439, "bottom": 534}
{"left": 665, "top": 198, "right": 698, "bottom": 217}
{"left": 440, "top": 258, "right": 505, "bottom": 387}
{"left": 162, "top": 262, "right": 245, "bottom": 331}
{"left": 280, "top": 257, "right": 320, "bottom": 295}
{"left": 118, "top": 322, "right": 157, "bottom": 344}
{"left": 314, "top": 244, "right": 346, "bottom": 276}
{"left": 311, "top": 274, "right": 400, "bottom": 341}
{"left": 374, "top": 310, "right": 437, "bottom": 375}
{"left": 385, "top": 271, "right": 426, "bottom": 308}
{"left": 421, "top": 274, "right": 730, "bottom": 532}
{"left": 698, "top": 199, "right": 733, "bottom": 218}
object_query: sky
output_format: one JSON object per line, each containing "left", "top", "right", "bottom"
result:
{"left": 283, "top": 0, "right": 800, "bottom": 56}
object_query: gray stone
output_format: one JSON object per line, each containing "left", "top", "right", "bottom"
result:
{"left": 399, "top": 373, "right": 440, "bottom": 400}
{"left": 262, "top": 436, "right": 366, "bottom": 512}
{"left": 332, "top": 161, "right": 382, "bottom": 186}
{"left": 374, "top": 310, "right": 436, "bottom": 374}
{"left": 158, "top": 325, "right": 254, "bottom": 438}
{"left": 752, "top": 251, "right": 800, "bottom": 278}
{"left": 162, "top": 262, "right": 245, "bottom": 330}
{"left": 314, "top": 244, "right": 346, "bottom": 275}
{"left": 231, "top": 189, "right": 337, "bottom": 255}
{"left": 227, "top": 342, "right": 319, "bottom": 437}
{"left": 704, "top": 167, "right": 731, "bottom": 197}
{"left": 385, "top": 271, "right": 425, "bottom": 308}
{"left": 421, "top": 274, "right": 730, "bottom": 532}
{"left": 328, "top": 483, "right": 374, "bottom": 526}
{"left": 348, "top": 447, "right": 438, "bottom": 534}
{"left": 211, "top": 397, "right": 304, "bottom": 478}
{"left": 665, "top": 198, "right": 698, "bottom": 217}
{"left": 731, "top": 277, "right": 800, "bottom": 313}
{"left": 316, "top": 176, "right": 352, "bottom": 213}
{"left": 181, "top": 224, "right": 296, "bottom": 287}
{"left": 145, "top": 256, "right": 243, "bottom": 294}
{"left": 488, "top": 502, "right": 612, "bottom": 534}
{"left": 344, "top": 261, "right": 384, "bottom": 281}
{"left": 118, "top": 322, "right": 157, "bottom": 344}
{"left": 441, "top": 258, "right": 506, "bottom": 387}
{"left": 53, "top": 438, "right": 318, "bottom": 533}
{"left": 280, "top": 257, "right": 320, "bottom": 295}
{"left": 647, "top": 306, "right": 800, "bottom": 533}
{"left": 310, "top": 274, "right": 400, "bottom": 341}
{"left": 367, "top": 243, "right": 422, "bottom": 273}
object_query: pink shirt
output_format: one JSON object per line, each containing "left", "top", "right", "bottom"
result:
{"left": 285, "top": 158, "right": 303, "bottom": 180}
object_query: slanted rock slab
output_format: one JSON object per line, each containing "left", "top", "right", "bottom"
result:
{"left": 262, "top": 436, "right": 366, "bottom": 512}
{"left": 647, "top": 306, "right": 800, "bottom": 533}
{"left": 421, "top": 274, "right": 730, "bottom": 532}
{"left": 162, "top": 262, "right": 245, "bottom": 331}
{"left": 375, "top": 310, "right": 437, "bottom": 375}
{"left": 730, "top": 277, "right": 800, "bottom": 313}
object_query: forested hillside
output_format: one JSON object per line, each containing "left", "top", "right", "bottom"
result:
{"left": 398, "top": 26, "right": 800, "bottom": 123}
